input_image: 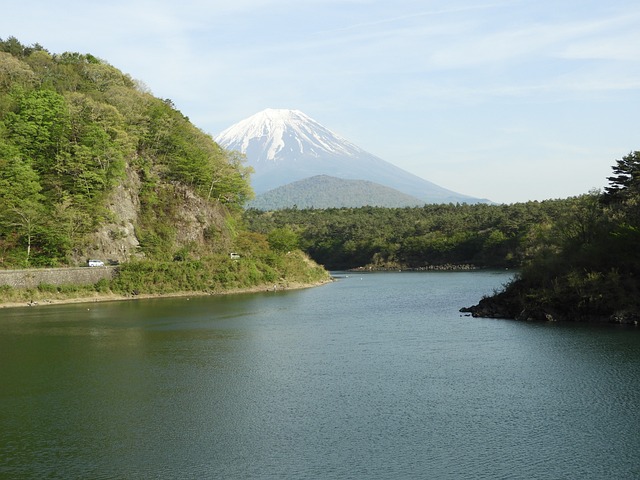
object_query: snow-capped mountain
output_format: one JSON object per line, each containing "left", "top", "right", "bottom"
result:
{"left": 215, "top": 109, "right": 364, "bottom": 162}
{"left": 215, "top": 108, "right": 487, "bottom": 204}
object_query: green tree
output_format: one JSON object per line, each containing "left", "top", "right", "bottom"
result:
{"left": 4, "top": 88, "right": 69, "bottom": 172}
{"left": 267, "top": 226, "right": 299, "bottom": 253}
{"left": 0, "top": 37, "right": 46, "bottom": 58}
{"left": 208, "top": 150, "right": 254, "bottom": 207}
{"left": 604, "top": 151, "right": 640, "bottom": 203}
{"left": 0, "top": 142, "right": 44, "bottom": 209}
{"left": 0, "top": 143, "right": 45, "bottom": 264}
{"left": 0, "top": 52, "right": 36, "bottom": 91}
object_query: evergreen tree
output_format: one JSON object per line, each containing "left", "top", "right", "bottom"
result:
{"left": 604, "top": 151, "right": 640, "bottom": 203}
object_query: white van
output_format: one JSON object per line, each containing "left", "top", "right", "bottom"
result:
{"left": 88, "top": 259, "right": 105, "bottom": 267}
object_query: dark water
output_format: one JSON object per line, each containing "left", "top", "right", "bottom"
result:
{"left": 1, "top": 271, "right": 639, "bottom": 479}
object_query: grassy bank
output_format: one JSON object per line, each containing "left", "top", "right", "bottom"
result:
{"left": 0, "top": 251, "right": 331, "bottom": 308}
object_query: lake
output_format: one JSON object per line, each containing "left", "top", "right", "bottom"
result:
{"left": 1, "top": 271, "right": 639, "bottom": 479}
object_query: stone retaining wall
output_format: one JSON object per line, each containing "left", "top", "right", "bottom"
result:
{"left": 0, "top": 266, "right": 118, "bottom": 289}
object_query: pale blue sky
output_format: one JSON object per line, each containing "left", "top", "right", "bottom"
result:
{"left": 3, "top": 0, "right": 639, "bottom": 203}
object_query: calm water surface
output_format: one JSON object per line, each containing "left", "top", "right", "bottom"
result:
{"left": 1, "top": 271, "right": 639, "bottom": 479}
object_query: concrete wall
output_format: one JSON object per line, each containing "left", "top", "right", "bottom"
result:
{"left": 0, "top": 266, "right": 118, "bottom": 289}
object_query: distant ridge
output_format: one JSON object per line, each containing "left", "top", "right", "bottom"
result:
{"left": 216, "top": 109, "right": 490, "bottom": 205}
{"left": 248, "top": 175, "right": 426, "bottom": 210}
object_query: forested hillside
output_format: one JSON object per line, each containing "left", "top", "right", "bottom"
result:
{"left": 0, "top": 37, "right": 252, "bottom": 267}
{"left": 244, "top": 199, "right": 572, "bottom": 270}
{"left": 0, "top": 38, "right": 329, "bottom": 302}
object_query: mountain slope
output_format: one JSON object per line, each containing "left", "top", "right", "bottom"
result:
{"left": 248, "top": 175, "right": 426, "bottom": 210}
{"left": 215, "top": 109, "right": 489, "bottom": 204}
{"left": 0, "top": 39, "right": 251, "bottom": 267}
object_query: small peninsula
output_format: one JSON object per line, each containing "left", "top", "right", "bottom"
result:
{"left": 461, "top": 152, "right": 640, "bottom": 325}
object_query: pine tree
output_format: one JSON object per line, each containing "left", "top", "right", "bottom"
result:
{"left": 604, "top": 151, "right": 640, "bottom": 202}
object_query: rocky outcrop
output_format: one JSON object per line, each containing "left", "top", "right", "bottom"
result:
{"left": 460, "top": 281, "right": 639, "bottom": 325}
{"left": 459, "top": 289, "right": 521, "bottom": 319}
{"left": 171, "top": 183, "right": 232, "bottom": 251}
{"left": 70, "top": 164, "right": 142, "bottom": 266}
{"left": 67, "top": 163, "right": 234, "bottom": 266}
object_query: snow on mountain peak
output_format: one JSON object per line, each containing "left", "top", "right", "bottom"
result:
{"left": 215, "top": 108, "right": 363, "bottom": 162}
{"left": 214, "top": 108, "right": 486, "bottom": 203}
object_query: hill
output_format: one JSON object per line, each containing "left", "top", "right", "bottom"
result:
{"left": 0, "top": 39, "right": 252, "bottom": 267}
{"left": 247, "top": 175, "right": 426, "bottom": 210}
{"left": 0, "top": 38, "right": 329, "bottom": 295}
{"left": 215, "top": 108, "right": 490, "bottom": 204}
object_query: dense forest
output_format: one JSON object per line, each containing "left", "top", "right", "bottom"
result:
{"left": 0, "top": 37, "right": 328, "bottom": 300}
{"left": 245, "top": 153, "right": 640, "bottom": 323}
{"left": 244, "top": 198, "right": 576, "bottom": 270}
{"left": 464, "top": 152, "right": 640, "bottom": 323}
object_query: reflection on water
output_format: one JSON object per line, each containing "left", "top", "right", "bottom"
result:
{"left": 1, "top": 271, "right": 639, "bottom": 479}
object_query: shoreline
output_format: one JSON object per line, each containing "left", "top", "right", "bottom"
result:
{"left": 349, "top": 263, "right": 477, "bottom": 272}
{"left": 0, "top": 278, "right": 334, "bottom": 310}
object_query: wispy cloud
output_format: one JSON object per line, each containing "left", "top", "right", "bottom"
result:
{"left": 2, "top": 0, "right": 639, "bottom": 202}
{"left": 311, "top": 2, "right": 510, "bottom": 35}
{"left": 427, "top": 11, "right": 640, "bottom": 69}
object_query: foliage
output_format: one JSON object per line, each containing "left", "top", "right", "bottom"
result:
{"left": 604, "top": 151, "right": 640, "bottom": 203}
{"left": 244, "top": 201, "right": 569, "bottom": 270}
{"left": 4, "top": 35, "right": 636, "bottom": 320}
{"left": 0, "top": 37, "right": 253, "bottom": 267}
{"left": 267, "top": 226, "right": 299, "bottom": 252}
{"left": 110, "top": 250, "right": 329, "bottom": 295}
{"left": 0, "top": 230, "right": 329, "bottom": 304}
{"left": 468, "top": 152, "right": 640, "bottom": 323}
